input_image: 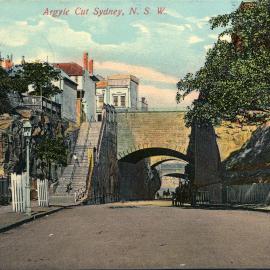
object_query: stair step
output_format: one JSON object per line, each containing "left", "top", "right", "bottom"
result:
{"left": 52, "top": 120, "right": 102, "bottom": 204}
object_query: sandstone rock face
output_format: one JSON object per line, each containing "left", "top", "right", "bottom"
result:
{"left": 0, "top": 109, "right": 78, "bottom": 182}
{"left": 216, "top": 121, "right": 257, "bottom": 161}
{"left": 222, "top": 122, "right": 270, "bottom": 184}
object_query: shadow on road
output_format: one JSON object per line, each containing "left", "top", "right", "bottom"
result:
{"left": 109, "top": 206, "right": 138, "bottom": 209}
{"left": 170, "top": 204, "right": 270, "bottom": 213}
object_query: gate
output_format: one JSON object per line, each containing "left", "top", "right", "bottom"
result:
{"left": 37, "top": 179, "right": 49, "bottom": 207}
{"left": 11, "top": 173, "right": 26, "bottom": 212}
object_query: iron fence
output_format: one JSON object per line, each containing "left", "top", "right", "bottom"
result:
{"left": 196, "top": 191, "right": 210, "bottom": 205}
{"left": 227, "top": 183, "right": 270, "bottom": 205}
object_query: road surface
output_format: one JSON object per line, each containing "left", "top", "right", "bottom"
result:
{"left": 1, "top": 201, "right": 270, "bottom": 269}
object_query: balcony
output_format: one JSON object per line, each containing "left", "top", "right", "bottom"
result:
{"left": 22, "top": 96, "right": 61, "bottom": 117}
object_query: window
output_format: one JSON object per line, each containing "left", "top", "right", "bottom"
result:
{"left": 97, "top": 114, "right": 102, "bottom": 122}
{"left": 120, "top": 96, "right": 126, "bottom": 107}
{"left": 98, "top": 96, "right": 104, "bottom": 109}
{"left": 113, "top": 96, "right": 118, "bottom": 107}
{"left": 77, "top": 90, "right": 84, "bottom": 99}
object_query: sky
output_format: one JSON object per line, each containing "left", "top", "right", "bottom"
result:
{"left": 0, "top": 0, "right": 242, "bottom": 109}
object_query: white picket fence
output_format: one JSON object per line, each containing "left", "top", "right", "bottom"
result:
{"left": 11, "top": 173, "right": 26, "bottom": 212}
{"left": 11, "top": 173, "right": 49, "bottom": 212}
{"left": 37, "top": 179, "right": 49, "bottom": 207}
{"left": 227, "top": 183, "right": 270, "bottom": 204}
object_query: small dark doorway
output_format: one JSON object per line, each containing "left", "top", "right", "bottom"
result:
{"left": 97, "top": 114, "right": 102, "bottom": 122}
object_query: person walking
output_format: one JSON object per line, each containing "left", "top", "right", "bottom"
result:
{"left": 73, "top": 153, "right": 80, "bottom": 167}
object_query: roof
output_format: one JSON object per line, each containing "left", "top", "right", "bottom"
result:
{"left": 53, "top": 62, "right": 83, "bottom": 76}
{"left": 108, "top": 74, "right": 139, "bottom": 84}
{"left": 96, "top": 80, "right": 108, "bottom": 88}
{"left": 90, "top": 75, "right": 100, "bottom": 82}
{"left": 58, "top": 69, "right": 77, "bottom": 87}
{"left": 239, "top": 0, "right": 256, "bottom": 10}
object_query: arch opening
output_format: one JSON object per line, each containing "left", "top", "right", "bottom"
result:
{"left": 151, "top": 158, "right": 181, "bottom": 169}
{"left": 119, "top": 147, "right": 189, "bottom": 164}
{"left": 162, "top": 173, "right": 187, "bottom": 179}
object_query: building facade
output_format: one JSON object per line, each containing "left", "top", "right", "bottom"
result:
{"left": 52, "top": 69, "right": 78, "bottom": 123}
{"left": 54, "top": 52, "right": 98, "bottom": 124}
{"left": 96, "top": 74, "right": 139, "bottom": 121}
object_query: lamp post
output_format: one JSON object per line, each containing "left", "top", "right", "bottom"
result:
{"left": 23, "top": 120, "right": 32, "bottom": 216}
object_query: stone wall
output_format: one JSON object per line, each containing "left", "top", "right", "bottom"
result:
{"left": 89, "top": 106, "right": 119, "bottom": 203}
{"left": 194, "top": 124, "right": 222, "bottom": 188}
{"left": 117, "top": 111, "right": 256, "bottom": 163}
{"left": 117, "top": 111, "right": 190, "bottom": 159}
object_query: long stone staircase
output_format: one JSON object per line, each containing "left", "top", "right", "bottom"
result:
{"left": 49, "top": 121, "right": 102, "bottom": 206}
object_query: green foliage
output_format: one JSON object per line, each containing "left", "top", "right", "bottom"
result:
{"left": 0, "top": 67, "right": 28, "bottom": 113}
{"left": 0, "top": 66, "right": 27, "bottom": 93}
{"left": 19, "top": 62, "right": 62, "bottom": 98}
{"left": 0, "top": 68, "right": 11, "bottom": 114}
{"left": 36, "top": 137, "right": 68, "bottom": 166}
{"left": 0, "top": 62, "right": 62, "bottom": 114}
{"left": 177, "top": 0, "right": 270, "bottom": 127}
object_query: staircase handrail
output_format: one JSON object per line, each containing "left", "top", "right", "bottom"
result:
{"left": 95, "top": 107, "right": 107, "bottom": 162}
{"left": 96, "top": 104, "right": 116, "bottom": 161}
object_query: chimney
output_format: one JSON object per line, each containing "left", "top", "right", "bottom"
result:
{"left": 21, "top": 56, "right": 26, "bottom": 65}
{"left": 4, "top": 55, "right": 12, "bottom": 70}
{"left": 83, "top": 52, "right": 88, "bottom": 71}
{"left": 88, "top": 59, "right": 94, "bottom": 75}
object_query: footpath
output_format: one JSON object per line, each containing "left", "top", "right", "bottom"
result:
{"left": 0, "top": 201, "right": 64, "bottom": 233}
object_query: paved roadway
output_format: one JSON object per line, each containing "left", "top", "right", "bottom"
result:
{"left": 1, "top": 200, "right": 270, "bottom": 269}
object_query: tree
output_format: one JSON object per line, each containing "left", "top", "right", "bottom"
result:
{"left": 0, "top": 67, "right": 28, "bottom": 114}
{"left": 0, "top": 62, "right": 62, "bottom": 114}
{"left": 177, "top": 0, "right": 270, "bottom": 127}
{"left": 35, "top": 137, "right": 68, "bottom": 180}
{"left": 20, "top": 62, "right": 62, "bottom": 98}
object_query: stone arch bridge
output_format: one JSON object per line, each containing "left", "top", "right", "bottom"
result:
{"left": 117, "top": 111, "right": 256, "bottom": 163}
{"left": 117, "top": 111, "right": 257, "bottom": 189}
{"left": 117, "top": 111, "right": 190, "bottom": 163}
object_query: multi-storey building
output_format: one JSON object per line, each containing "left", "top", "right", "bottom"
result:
{"left": 3, "top": 56, "right": 78, "bottom": 123}
{"left": 96, "top": 74, "right": 139, "bottom": 121}
{"left": 54, "top": 52, "right": 99, "bottom": 124}
{"left": 51, "top": 69, "right": 78, "bottom": 123}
